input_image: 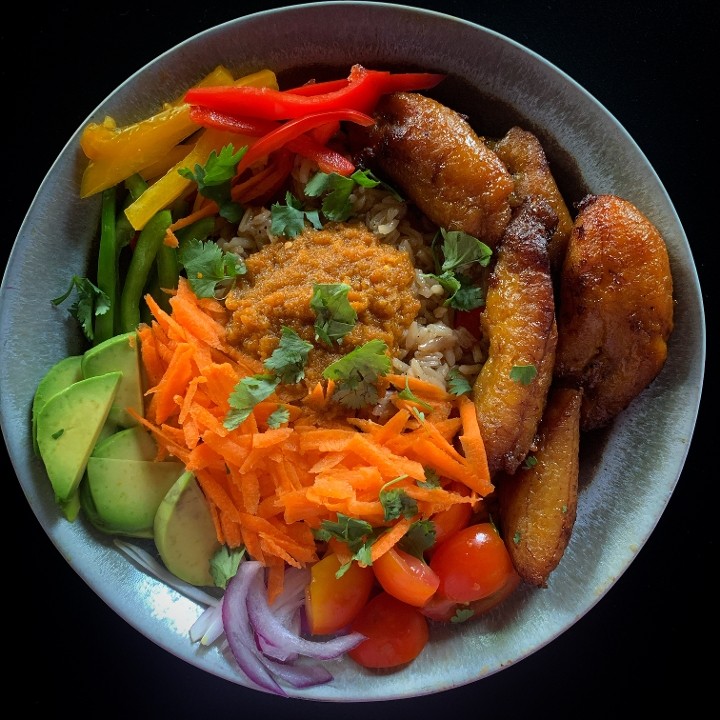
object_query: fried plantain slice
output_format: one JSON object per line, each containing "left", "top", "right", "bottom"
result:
{"left": 349, "top": 91, "right": 514, "bottom": 247}
{"left": 488, "top": 126, "right": 574, "bottom": 272}
{"left": 473, "top": 196, "right": 558, "bottom": 475}
{"left": 554, "top": 194, "right": 674, "bottom": 431}
{"left": 496, "top": 385, "right": 582, "bottom": 588}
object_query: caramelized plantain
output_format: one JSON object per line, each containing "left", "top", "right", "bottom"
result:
{"left": 554, "top": 194, "right": 674, "bottom": 431}
{"left": 473, "top": 196, "right": 558, "bottom": 475}
{"left": 350, "top": 91, "right": 514, "bottom": 247}
{"left": 496, "top": 385, "right": 582, "bottom": 588}
{"left": 489, "top": 126, "right": 574, "bottom": 272}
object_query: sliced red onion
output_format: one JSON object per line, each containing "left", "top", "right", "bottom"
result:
{"left": 222, "top": 561, "right": 287, "bottom": 696}
{"left": 222, "top": 560, "right": 366, "bottom": 696}
{"left": 247, "top": 565, "right": 365, "bottom": 661}
{"left": 190, "top": 599, "right": 225, "bottom": 646}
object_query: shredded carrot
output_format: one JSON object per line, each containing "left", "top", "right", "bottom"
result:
{"left": 136, "top": 277, "right": 494, "bottom": 590}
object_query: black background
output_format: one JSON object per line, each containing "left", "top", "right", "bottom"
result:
{"left": 3, "top": 1, "right": 714, "bottom": 715}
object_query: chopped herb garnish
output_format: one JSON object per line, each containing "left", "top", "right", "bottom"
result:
{"left": 423, "top": 228, "right": 491, "bottom": 310}
{"left": 398, "top": 519, "right": 436, "bottom": 558}
{"left": 523, "top": 455, "right": 538, "bottom": 470}
{"left": 178, "top": 238, "right": 246, "bottom": 298}
{"left": 322, "top": 339, "right": 391, "bottom": 408}
{"left": 397, "top": 378, "right": 433, "bottom": 411}
{"left": 270, "top": 191, "right": 322, "bottom": 238}
{"left": 510, "top": 364, "right": 538, "bottom": 385}
{"left": 52, "top": 275, "right": 111, "bottom": 342}
{"left": 310, "top": 283, "right": 357, "bottom": 346}
{"left": 224, "top": 374, "right": 280, "bottom": 430}
{"left": 379, "top": 477, "right": 418, "bottom": 521}
{"left": 447, "top": 367, "right": 472, "bottom": 396}
{"left": 314, "top": 513, "right": 375, "bottom": 576}
{"left": 209, "top": 545, "right": 246, "bottom": 589}
{"left": 179, "top": 144, "right": 246, "bottom": 222}
{"left": 451, "top": 607, "right": 475, "bottom": 624}
{"left": 266, "top": 406, "right": 290, "bottom": 429}
{"left": 263, "top": 326, "right": 313, "bottom": 384}
{"left": 513, "top": 531, "right": 522, "bottom": 545}
{"left": 419, "top": 467, "right": 441, "bottom": 488}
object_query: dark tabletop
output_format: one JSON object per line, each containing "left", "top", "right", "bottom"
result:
{"left": 3, "top": 1, "right": 713, "bottom": 715}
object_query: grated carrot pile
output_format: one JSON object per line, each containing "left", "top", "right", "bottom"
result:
{"left": 132, "top": 277, "right": 494, "bottom": 600}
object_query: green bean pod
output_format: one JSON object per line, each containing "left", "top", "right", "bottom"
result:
{"left": 93, "top": 187, "right": 119, "bottom": 344}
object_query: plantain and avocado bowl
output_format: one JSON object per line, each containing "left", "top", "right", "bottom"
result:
{"left": 32, "top": 331, "right": 220, "bottom": 587}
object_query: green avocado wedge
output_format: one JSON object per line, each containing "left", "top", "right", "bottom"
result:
{"left": 36, "top": 371, "right": 122, "bottom": 503}
{"left": 85, "top": 457, "right": 185, "bottom": 537}
{"left": 31, "top": 355, "right": 84, "bottom": 454}
{"left": 81, "top": 331, "right": 144, "bottom": 428}
{"left": 91, "top": 426, "right": 158, "bottom": 461}
{"left": 154, "top": 471, "right": 221, "bottom": 586}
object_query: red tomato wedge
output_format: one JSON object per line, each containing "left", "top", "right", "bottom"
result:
{"left": 372, "top": 546, "right": 440, "bottom": 607}
{"left": 348, "top": 592, "right": 430, "bottom": 669}
{"left": 429, "top": 523, "right": 516, "bottom": 603}
{"left": 305, "top": 553, "right": 375, "bottom": 636}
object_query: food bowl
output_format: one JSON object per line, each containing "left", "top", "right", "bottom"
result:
{"left": 0, "top": 1, "right": 704, "bottom": 702}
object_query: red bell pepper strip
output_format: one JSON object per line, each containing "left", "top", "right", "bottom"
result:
{"left": 184, "top": 64, "right": 445, "bottom": 120}
{"left": 234, "top": 108, "right": 374, "bottom": 175}
{"left": 189, "top": 106, "right": 361, "bottom": 176}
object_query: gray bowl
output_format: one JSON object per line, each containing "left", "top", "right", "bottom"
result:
{"left": 0, "top": 1, "right": 704, "bottom": 701}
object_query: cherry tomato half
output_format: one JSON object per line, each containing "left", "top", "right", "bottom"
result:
{"left": 421, "top": 569, "right": 521, "bottom": 622}
{"left": 305, "top": 553, "right": 375, "bottom": 635}
{"left": 429, "top": 522, "right": 515, "bottom": 603}
{"left": 348, "top": 591, "right": 430, "bottom": 669}
{"left": 429, "top": 501, "right": 473, "bottom": 550}
{"left": 372, "top": 546, "right": 440, "bottom": 607}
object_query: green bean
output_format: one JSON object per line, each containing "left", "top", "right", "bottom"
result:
{"left": 119, "top": 209, "right": 172, "bottom": 333}
{"left": 155, "top": 242, "right": 179, "bottom": 313}
{"left": 93, "top": 187, "right": 119, "bottom": 345}
{"left": 175, "top": 216, "right": 216, "bottom": 252}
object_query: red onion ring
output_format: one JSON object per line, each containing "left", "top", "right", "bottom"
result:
{"left": 222, "top": 560, "right": 366, "bottom": 696}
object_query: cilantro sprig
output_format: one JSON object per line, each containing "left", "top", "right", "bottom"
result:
{"left": 310, "top": 283, "right": 357, "bottom": 346}
{"left": 178, "top": 238, "right": 246, "bottom": 298}
{"left": 424, "top": 228, "right": 492, "bottom": 310}
{"left": 322, "top": 339, "right": 391, "bottom": 408}
{"left": 179, "top": 144, "right": 246, "bottom": 223}
{"left": 52, "top": 276, "right": 110, "bottom": 342}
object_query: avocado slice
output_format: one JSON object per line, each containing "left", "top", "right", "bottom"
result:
{"left": 85, "top": 457, "right": 185, "bottom": 537}
{"left": 31, "top": 355, "right": 84, "bottom": 454}
{"left": 154, "top": 471, "right": 221, "bottom": 586}
{"left": 81, "top": 331, "right": 144, "bottom": 428}
{"left": 36, "top": 371, "right": 122, "bottom": 503}
{"left": 92, "top": 426, "right": 158, "bottom": 461}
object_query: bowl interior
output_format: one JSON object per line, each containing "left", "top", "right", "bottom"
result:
{"left": 0, "top": 2, "right": 704, "bottom": 701}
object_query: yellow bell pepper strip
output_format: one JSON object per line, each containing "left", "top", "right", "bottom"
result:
{"left": 123, "top": 128, "right": 244, "bottom": 231}
{"left": 79, "top": 68, "right": 278, "bottom": 198}
{"left": 119, "top": 209, "right": 172, "bottom": 333}
{"left": 183, "top": 64, "right": 446, "bottom": 120}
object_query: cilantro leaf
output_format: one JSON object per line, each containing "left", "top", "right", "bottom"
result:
{"left": 304, "top": 172, "right": 356, "bottom": 222}
{"left": 52, "top": 275, "right": 110, "bottom": 342}
{"left": 447, "top": 367, "right": 472, "bottom": 396}
{"left": 438, "top": 228, "right": 493, "bottom": 272}
{"left": 322, "top": 339, "right": 391, "bottom": 408}
{"left": 509, "top": 364, "right": 538, "bottom": 385}
{"left": 398, "top": 519, "right": 436, "bottom": 558}
{"left": 315, "top": 513, "right": 376, "bottom": 573}
{"left": 209, "top": 545, "right": 246, "bottom": 589}
{"left": 451, "top": 607, "right": 475, "bottom": 623}
{"left": 380, "top": 481, "right": 418, "bottom": 522}
{"left": 418, "top": 467, "right": 441, "bottom": 489}
{"left": 179, "top": 144, "right": 246, "bottom": 223}
{"left": 224, "top": 374, "right": 280, "bottom": 430}
{"left": 263, "top": 326, "right": 313, "bottom": 384}
{"left": 270, "top": 192, "right": 323, "bottom": 238}
{"left": 310, "top": 283, "right": 357, "bottom": 346}
{"left": 266, "top": 406, "right": 290, "bottom": 429}
{"left": 397, "top": 378, "right": 433, "bottom": 411}
{"left": 179, "top": 238, "right": 246, "bottom": 298}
